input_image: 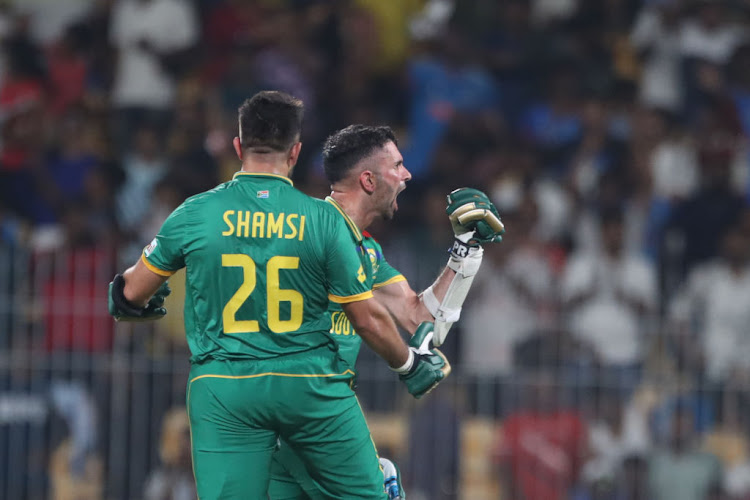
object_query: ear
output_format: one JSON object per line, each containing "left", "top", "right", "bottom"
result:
{"left": 233, "top": 137, "right": 243, "bottom": 161}
{"left": 359, "top": 169, "right": 376, "bottom": 195}
{"left": 288, "top": 142, "right": 302, "bottom": 168}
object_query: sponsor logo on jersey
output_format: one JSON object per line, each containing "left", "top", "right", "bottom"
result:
{"left": 144, "top": 238, "right": 158, "bottom": 257}
{"left": 257, "top": 190, "right": 269, "bottom": 198}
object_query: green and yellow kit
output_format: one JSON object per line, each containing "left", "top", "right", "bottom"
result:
{"left": 268, "top": 196, "right": 406, "bottom": 500}
{"left": 142, "top": 173, "right": 389, "bottom": 500}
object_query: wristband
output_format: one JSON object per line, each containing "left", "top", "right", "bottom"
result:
{"left": 448, "top": 237, "right": 471, "bottom": 259}
{"left": 447, "top": 245, "right": 483, "bottom": 276}
{"left": 390, "top": 348, "right": 415, "bottom": 374}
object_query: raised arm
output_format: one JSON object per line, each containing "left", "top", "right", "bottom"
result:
{"left": 377, "top": 187, "right": 505, "bottom": 344}
{"left": 373, "top": 268, "right": 454, "bottom": 334}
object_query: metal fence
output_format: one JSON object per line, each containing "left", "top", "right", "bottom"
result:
{"left": 0, "top": 242, "right": 743, "bottom": 500}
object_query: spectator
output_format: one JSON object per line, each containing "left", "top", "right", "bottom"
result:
{"left": 647, "top": 401, "right": 721, "bottom": 500}
{"left": 581, "top": 386, "right": 651, "bottom": 486}
{"left": 402, "top": 24, "right": 498, "bottom": 178}
{"left": 679, "top": 0, "right": 746, "bottom": 122}
{"left": 0, "top": 363, "right": 98, "bottom": 500}
{"left": 109, "top": 0, "right": 198, "bottom": 152}
{"left": 143, "top": 406, "right": 195, "bottom": 500}
{"left": 630, "top": 0, "right": 684, "bottom": 113}
{"left": 115, "top": 123, "right": 167, "bottom": 233}
{"left": 37, "top": 200, "right": 117, "bottom": 353}
{"left": 668, "top": 224, "right": 750, "bottom": 387}
{"left": 32, "top": 111, "right": 101, "bottom": 225}
{"left": 493, "top": 370, "right": 588, "bottom": 500}
{"left": 45, "top": 25, "right": 89, "bottom": 117}
{"left": 462, "top": 192, "right": 555, "bottom": 414}
{"left": 572, "top": 453, "right": 654, "bottom": 500}
{"left": 519, "top": 63, "right": 583, "bottom": 177}
{"left": 660, "top": 103, "right": 746, "bottom": 289}
{"left": 562, "top": 206, "right": 657, "bottom": 394}
{"left": 702, "top": 389, "right": 750, "bottom": 497}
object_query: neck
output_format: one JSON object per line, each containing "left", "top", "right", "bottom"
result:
{"left": 330, "top": 188, "right": 376, "bottom": 230}
{"left": 240, "top": 153, "right": 291, "bottom": 178}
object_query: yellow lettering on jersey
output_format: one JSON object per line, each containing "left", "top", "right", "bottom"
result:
{"left": 252, "top": 212, "right": 265, "bottom": 238}
{"left": 222, "top": 210, "right": 235, "bottom": 236}
{"left": 298, "top": 215, "right": 305, "bottom": 241}
{"left": 222, "top": 211, "right": 303, "bottom": 240}
{"left": 330, "top": 311, "right": 355, "bottom": 336}
{"left": 357, "top": 265, "right": 366, "bottom": 283}
{"left": 237, "top": 210, "right": 250, "bottom": 237}
{"left": 285, "top": 214, "right": 298, "bottom": 239}
{"left": 267, "top": 213, "right": 284, "bottom": 238}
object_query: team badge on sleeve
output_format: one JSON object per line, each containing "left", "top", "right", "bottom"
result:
{"left": 144, "top": 238, "right": 158, "bottom": 257}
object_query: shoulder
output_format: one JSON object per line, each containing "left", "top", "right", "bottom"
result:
{"left": 311, "top": 197, "right": 342, "bottom": 219}
{"left": 171, "top": 184, "right": 223, "bottom": 214}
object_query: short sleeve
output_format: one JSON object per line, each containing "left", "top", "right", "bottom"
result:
{"left": 325, "top": 215, "right": 373, "bottom": 304}
{"left": 373, "top": 252, "right": 405, "bottom": 290}
{"left": 141, "top": 203, "right": 189, "bottom": 276}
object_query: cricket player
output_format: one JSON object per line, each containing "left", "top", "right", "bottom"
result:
{"left": 106, "top": 92, "right": 451, "bottom": 500}
{"left": 268, "top": 125, "right": 505, "bottom": 499}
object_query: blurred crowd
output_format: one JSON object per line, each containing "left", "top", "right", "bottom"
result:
{"left": 1, "top": 0, "right": 750, "bottom": 499}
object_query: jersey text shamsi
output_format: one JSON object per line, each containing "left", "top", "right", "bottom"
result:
{"left": 221, "top": 210, "right": 306, "bottom": 240}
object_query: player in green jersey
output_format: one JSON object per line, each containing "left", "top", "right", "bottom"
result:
{"left": 106, "top": 92, "right": 450, "bottom": 500}
{"left": 268, "top": 125, "right": 505, "bottom": 499}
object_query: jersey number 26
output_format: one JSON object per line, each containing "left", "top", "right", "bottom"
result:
{"left": 221, "top": 254, "right": 304, "bottom": 334}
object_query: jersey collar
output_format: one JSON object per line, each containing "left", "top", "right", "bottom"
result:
{"left": 232, "top": 172, "right": 294, "bottom": 186}
{"left": 325, "top": 196, "right": 363, "bottom": 244}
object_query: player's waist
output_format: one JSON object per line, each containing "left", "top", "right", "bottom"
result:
{"left": 189, "top": 344, "right": 353, "bottom": 378}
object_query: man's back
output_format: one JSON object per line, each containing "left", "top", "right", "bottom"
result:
{"left": 143, "top": 172, "right": 371, "bottom": 363}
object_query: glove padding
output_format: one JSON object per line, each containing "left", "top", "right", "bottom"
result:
{"left": 398, "top": 322, "right": 451, "bottom": 399}
{"left": 446, "top": 187, "right": 505, "bottom": 245}
{"left": 380, "top": 457, "right": 406, "bottom": 500}
{"left": 108, "top": 274, "right": 171, "bottom": 321}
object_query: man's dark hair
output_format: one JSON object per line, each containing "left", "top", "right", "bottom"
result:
{"left": 238, "top": 91, "right": 304, "bottom": 152}
{"left": 322, "top": 125, "right": 398, "bottom": 183}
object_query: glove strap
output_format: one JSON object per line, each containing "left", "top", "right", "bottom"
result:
{"left": 448, "top": 229, "right": 476, "bottom": 258}
{"left": 111, "top": 274, "right": 146, "bottom": 317}
{"left": 390, "top": 349, "right": 415, "bottom": 374}
{"left": 447, "top": 245, "right": 483, "bottom": 277}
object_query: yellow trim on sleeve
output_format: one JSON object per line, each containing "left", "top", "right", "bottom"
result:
{"left": 232, "top": 171, "right": 294, "bottom": 186}
{"left": 328, "top": 290, "right": 374, "bottom": 304}
{"left": 372, "top": 275, "right": 406, "bottom": 289}
{"left": 141, "top": 254, "right": 177, "bottom": 277}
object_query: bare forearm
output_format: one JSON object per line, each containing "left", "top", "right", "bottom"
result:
{"left": 342, "top": 299, "right": 410, "bottom": 368}
{"left": 375, "top": 266, "right": 457, "bottom": 334}
{"left": 122, "top": 259, "right": 168, "bottom": 306}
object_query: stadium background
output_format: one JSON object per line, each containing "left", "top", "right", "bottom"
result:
{"left": 1, "top": 0, "right": 750, "bottom": 499}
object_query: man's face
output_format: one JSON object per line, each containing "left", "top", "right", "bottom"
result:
{"left": 372, "top": 141, "right": 411, "bottom": 220}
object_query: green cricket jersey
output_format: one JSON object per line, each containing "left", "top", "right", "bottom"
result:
{"left": 142, "top": 172, "right": 373, "bottom": 364}
{"left": 324, "top": 196, "right": 405, "bottom": 368}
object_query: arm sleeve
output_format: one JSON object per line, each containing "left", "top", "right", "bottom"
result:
{"left": 141, "top": 203, "right": 189, "bottom": 276}
{"left": 325, "top": 215, "right": 373, "bottom": 304}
